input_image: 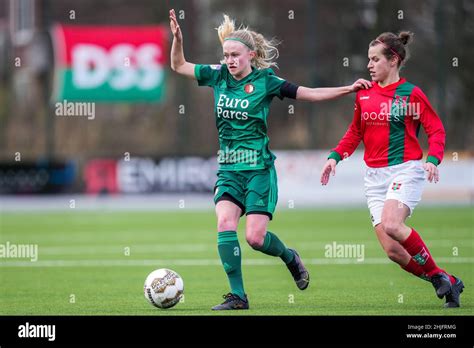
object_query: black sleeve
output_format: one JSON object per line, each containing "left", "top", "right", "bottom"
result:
{"left": 280, "top": 81, "right": 299, "bottom": 99}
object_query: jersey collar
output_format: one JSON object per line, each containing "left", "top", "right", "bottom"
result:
{"left": 227, "top": 65, "right": 257, "bottom": 86}
{"left": 373, "top": 77, "right": 407, "bottom": 92}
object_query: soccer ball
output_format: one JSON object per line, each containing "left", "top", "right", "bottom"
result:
{"left": 144, "top": 268, "right": 184, "bottom": 309}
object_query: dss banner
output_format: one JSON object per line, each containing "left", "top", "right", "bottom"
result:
{"left": 52, "top": 25, "right": 167, "bottom": 102}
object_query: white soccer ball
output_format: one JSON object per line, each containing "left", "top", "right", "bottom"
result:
{"left": 144, "top": 268, "right": 184, "bottom": 309}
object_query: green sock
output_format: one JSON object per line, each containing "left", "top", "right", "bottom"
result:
{"left": 257, "top": 231, "right": 295, "bottom": 264}
{"left": 217, "top": 231, "right": 245, "bottom": 299}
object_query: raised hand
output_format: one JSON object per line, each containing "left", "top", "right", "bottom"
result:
{"left": 169, "top": 9, "right": 182, "bottom": 43}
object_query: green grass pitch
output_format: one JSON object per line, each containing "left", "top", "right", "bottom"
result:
{"left": 0, "top": 207, "right": 472, "bottom": 315}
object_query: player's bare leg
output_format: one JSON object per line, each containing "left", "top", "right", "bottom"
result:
{"left": 245, "top": 214, "right": 269, "bottom": 249}
{"left": 374, "top": 223, "right": 410, "bottom": 264}
{"left": 374, "top": 224, "right": 428, "bottom": 280}
{"left": 380, "top": 200, "right": 412, "bottom": 242}
{"left": 216, "top": 200, "right": 240, "bottom": 233}
{"left": 246, "top": 214, "right": 309, "bottom": 290}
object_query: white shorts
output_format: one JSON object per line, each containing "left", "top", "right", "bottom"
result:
{"left": 364, "top": 160, "right": 426, "bottom": 227}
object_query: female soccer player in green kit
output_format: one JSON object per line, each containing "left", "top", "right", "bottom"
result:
{"left": 170, "top": 9, "right": 371, "bottom": 310}
{"left": 320, "top": 31, "right": 464, "bottom": 308}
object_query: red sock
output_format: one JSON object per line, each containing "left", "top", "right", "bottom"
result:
{"left": 401, "top": 229, "right": 455, "bottom": 284}
{"left": 401, "top": 258, "right": 428, "bottom": 280}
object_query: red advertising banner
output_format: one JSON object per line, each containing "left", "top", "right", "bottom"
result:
{"left": 52, "top": 25, "right": 168, "bottom": 102}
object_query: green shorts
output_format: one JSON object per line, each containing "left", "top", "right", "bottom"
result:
{"left": 213, "top": 166, "right": 278, "bottom": 220}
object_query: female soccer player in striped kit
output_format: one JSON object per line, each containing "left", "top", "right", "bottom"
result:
{"left": 169, "top": 9, "right": 371, "bottom": 310}
{"left": 320, "top": 31, "right": 464, "bottom": 308}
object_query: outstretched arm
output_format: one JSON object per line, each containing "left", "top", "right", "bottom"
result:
{"left": 169, "top": 9, "right": 195, "bottom": 79}
{"left": 296, "top": 79, "right": 372, "bottom": 102}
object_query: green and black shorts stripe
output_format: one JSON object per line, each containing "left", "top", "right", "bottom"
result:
{"left": 213, "top": 166, "right": 278, "bottom": 220}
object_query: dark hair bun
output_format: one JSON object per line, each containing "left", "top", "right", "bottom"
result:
{"left": 399, "top": 31, "right": 414, "bottom": 46}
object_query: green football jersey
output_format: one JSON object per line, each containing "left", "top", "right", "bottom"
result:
{"left": 195, "top": 64, "right": 287, "bottom": 171}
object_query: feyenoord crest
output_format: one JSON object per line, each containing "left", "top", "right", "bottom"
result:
{"left": 244, "top": 83, "right": 255, "bottom": 94}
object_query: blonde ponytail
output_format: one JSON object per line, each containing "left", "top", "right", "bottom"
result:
{"left": 217, "top": 14, "right": 236, "bottom": 45}
{"left": 216, "top": 14, "right": 279, "bottom": 69}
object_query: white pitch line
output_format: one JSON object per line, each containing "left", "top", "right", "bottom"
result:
{"left": 0, "top": 257, "right": 472, "bottom": 268}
